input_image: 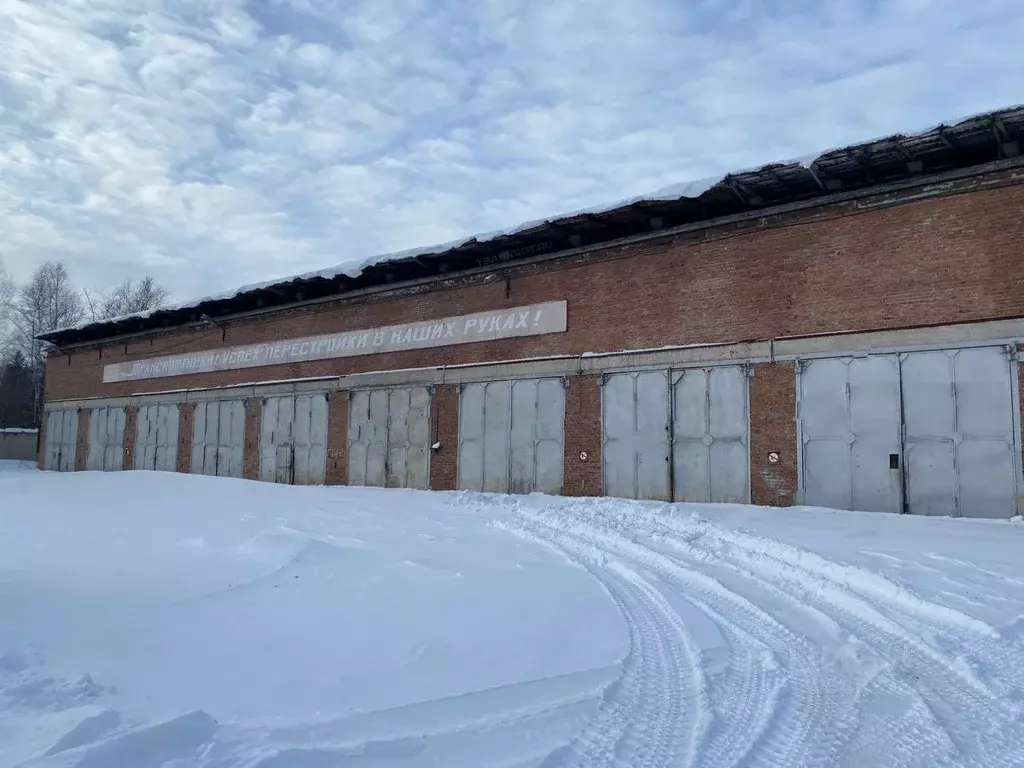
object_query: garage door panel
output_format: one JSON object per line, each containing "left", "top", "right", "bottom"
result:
{"left": 259, "top": 397, "right": 280, "bottom": 483}
{"left": 955, "top": 348, "right": 1013, "bottom": 439}
{"left": 902, "top": 352, "right": 955, "bottom": 437}
{"left": 710, "top": 440, "right": 748, "bottom": 504}
{"left": 349, "top": 386, "right": 431, "bottom": 490}
{"left": 674, "top": 370, "right": 707, "bottom": 439}
{"left": 850, "top": 440, "right": 901, "bottom": 514}
{"left": 636, "top": 372, "right": 670, "bottom": 437}
{"left": 482, "top": 382, "right": 511, "bottom": 493}
{"left": 534, "top": 438, "right": 563, "bottom": 496}
{"left": 803, "top": 440, "right": 850, "bottom": 510}
{"left": 674, "top": 442, "right": 710, "bottom": 503}
{"left": 135, "top": 404, "right": 179, "bottom": 472}
{"left": 406, "top": 443, "right": 429, "bottom": 490}
{"left": 958, "top": 440, "right": 1016, "bottom": 519}
{"left": 905, "top": 441, "right": 957, "bottom": 516}
{"left": 261, "top": 394, "right": 327, "bottom": 486}
{"left": 800, "top": 359, "right": 849, "bottom": 439}
{"left": 535, "top": 379, "right": 563, "bottom": 441}
{"left": 45, "top": 409, "right": 78, "bottom": 472}
{"left": 849, "top": 356, "right": 900, "bottom": 438}
{"left": 191, "top": 401, "right": 245, "bottom": 478}
{"left": 800, "top": 356, "right": 901, "bottom": 513}
{"left": 603, "top": 371, "right": 670, "bottom": 500}
{"left": 602, "top": 374, "right": 635, "bottom": 441}
{"left": 457, "top": 383, "right": 486, "bottom": 491}
{"left": 88, "top": 408, "right": 125, "bottom": 472}
{"left": 709, "top": 367, "right": 746, "bottom": 440}
{"left": 459, "top": 378, "right": 564, "bottom": 495}
{"left": 672, "top": 366, "right": 748, "bottom": 504}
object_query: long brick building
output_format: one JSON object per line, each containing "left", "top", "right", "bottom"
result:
{"left": 38, "top": 106, "right": 1024, "bottom": 518}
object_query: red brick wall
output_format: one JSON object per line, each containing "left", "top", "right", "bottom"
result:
{"left": 429, "top": 385, "right": 459, "bottom": 491}
{"left": 74, "top": 409, "right": 89, "bottom": 472}
{"left": 37, "top": 412, "right": 47, "bottom": 469}
{"left": 122, "top": 407, "right": 138, "bottom": 471}
{"left": 45, "top": 180, "right": 1024, "bottom": 403}
{"left": 749, "top": 362, "right": 798, "bottom": 507}
{"left": 563, "top": 375, "right": 603, "bottom": 496}
{"left": 177, "top": 404, "right": 194, "bottom": 474}
{"left": 325, "top": 391, "right": 349, "bottom": 485}
{"left": 243, "top": 398, "right": 261, "bottom": 480}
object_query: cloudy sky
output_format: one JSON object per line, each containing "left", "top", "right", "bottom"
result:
{"left": 1, "top": 0, "right": 1022, "bottom": 303}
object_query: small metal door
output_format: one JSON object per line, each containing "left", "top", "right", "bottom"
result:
{"left": 134, "top": 404, "right": 180, "bottom": 472}
{"left": 458, "top": 378, "right": 565, "bottom": 495}
{"left": 44, "top": 409, "right": 78, "bottom": 472}
{"left": 87, "top": 407, "right": 126, "bottom": 472}
{"left": 190, "top": 400, "right": 245, "bottom": 478}
{"left": 259, "top": 394, "right": 328, "bottom": 485}
{"left": 798, "top": 356, "right": 902, "bottom": 513}
{"left": 672, "top": 366, "right": 749, "bottom": 503}
{"left": 901, "top": 347, "right": 1017, "bottom": 518}
{"left": 602, "top": 371, "right": 671, "bottom": 500}
{"left": 348, "top": 386, "right": 431, "bottom": 489}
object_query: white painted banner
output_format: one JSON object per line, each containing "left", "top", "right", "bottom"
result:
{"left": 103, "top": 301, "right": 568, "bottom": 383}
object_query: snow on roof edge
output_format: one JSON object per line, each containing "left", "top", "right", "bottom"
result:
{"left": 53, "top": 104, "right": 1023, "bottom": 338}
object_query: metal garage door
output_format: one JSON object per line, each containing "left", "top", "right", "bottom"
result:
{"left": 798, "top": 346, "right": 1019, "bottom": 518}
{"left": 190, "top": 400, "right": 246, "bottom": 478}
{"left": 348, "top": 386, "right": 431, "bottom": 489}
{"left": 602, "top": 367, "right": 750, "bottom": 502}
{"left": 134, "top": 404, "right": 180, "bottom": 472}
{"left": 602, "top": 371, "right": 671, "bottom": 500}
{"left": 798, "top": 356, "right": 903, "bottom": 513}
{"left": 86, "top": 407, "right": 126, "bottom": 471}
{"left": 260, "top": 394, "right": 328, "bottom": 485}
{"left": 902, "top": 348, "right": 1017, "bottom": 518}
{"left": 458, "top": 378, "right": 565, "bottom": 495}
{"left": 672, "top": 366, "right": 749, "bottom": 503}
{"left": 44, "top": 409, "right": 78, "bottom": 472}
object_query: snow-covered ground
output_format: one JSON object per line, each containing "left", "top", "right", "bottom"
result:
{"left": 1, "top": 467, "right": 1022, "bottom": 767}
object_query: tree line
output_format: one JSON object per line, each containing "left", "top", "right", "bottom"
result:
{"left": 0, "top": 258, "right": 169, "bottom": 428}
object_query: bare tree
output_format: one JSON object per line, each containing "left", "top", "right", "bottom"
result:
{"left": 85, "top": 276, "right": 170, "bottom": 321}
{"left": 0, "top": 257, "right": 14, "bottom": 339}
{"left": 11, "top": 261, "right": 85, "bottom": 424}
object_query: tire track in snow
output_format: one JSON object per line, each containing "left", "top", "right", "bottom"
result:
{"left": 518, "top": 507, "right": 856, "bottom": 768}
{"left": 502, "top": 518, "right": 711, "bottom": 768}
{"left": 657, "top": 515, "right": 1024, "bottom": 768}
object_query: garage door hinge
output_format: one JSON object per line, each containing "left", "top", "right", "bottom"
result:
{"left": 743, "top": 363, "right": 755, "bottom": 378}
{"left": 1005, "top": 344, "right": 1020, "bottom": 363}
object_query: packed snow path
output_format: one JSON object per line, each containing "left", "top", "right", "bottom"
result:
{"left": 497, "top": 497, "right": 1024, "bottom": 768}
{"left": 1, "top": 468, "right": 1023, "bottom": 767}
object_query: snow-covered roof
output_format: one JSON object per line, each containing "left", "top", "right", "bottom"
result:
{"left": 41, "top": 104, "right": 1024, "bottom": 347}
{"left": 0, "top": 428, "right": 38, "bottom": 435}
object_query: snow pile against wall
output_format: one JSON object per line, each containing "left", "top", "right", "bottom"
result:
{"left": 1, "top": 473, "right": 1023, "bottom": 766}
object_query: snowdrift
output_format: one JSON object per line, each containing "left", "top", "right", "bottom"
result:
{"left": 1, "top": 468, "right": 1023, "bottom": 767}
